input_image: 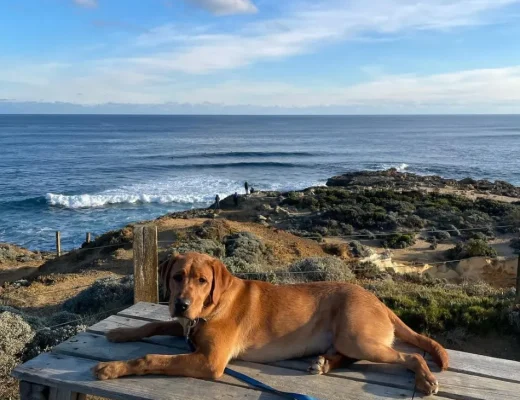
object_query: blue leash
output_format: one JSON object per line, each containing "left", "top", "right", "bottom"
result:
{"left": 223, "top": 367, "right": 319, "bottom": 400}
{"left": 184, "top": 320, "right": 319, "bottom": 400}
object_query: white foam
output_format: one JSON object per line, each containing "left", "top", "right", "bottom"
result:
{"left": 45, "top": 176, "right": 325, "bottom": 209}
{"left": 396, "top": 163, "right": 409, "bottom": 172}
{"left": 46, "top": 177, "right": 238, "bottom": 209}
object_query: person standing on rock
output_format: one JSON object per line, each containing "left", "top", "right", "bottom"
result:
{"left": 244, "top": 181, "right": 249, "bottom": 195}
{"left": 214, "top": 194, "right": 221, "bottom": 209}
{"left": 233, "top": 192, "right": 239, "bottom": 207}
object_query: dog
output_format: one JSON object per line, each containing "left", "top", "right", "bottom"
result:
{"left": 93, "top": 252, "right": 448, "bottom": 395}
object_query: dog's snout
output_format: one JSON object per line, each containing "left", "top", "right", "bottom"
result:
{"left": 174, "top": 298, "right": 191, "bottom": 314}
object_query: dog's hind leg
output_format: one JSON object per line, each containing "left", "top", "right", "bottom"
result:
{"left": 334, "top": 338, "right": 439, "bottom": 395}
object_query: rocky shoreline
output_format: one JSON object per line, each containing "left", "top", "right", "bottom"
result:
{"left": 327, "top": 168, "right": 520, "bottom": 198}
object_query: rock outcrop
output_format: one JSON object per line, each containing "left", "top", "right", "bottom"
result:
{"left": 327, "top": 168, "right": 520, "bottom": 198}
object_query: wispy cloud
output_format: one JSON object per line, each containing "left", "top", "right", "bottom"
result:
{"left": 126, "top": 0, "right": 520, "bottom": 74}
{"left": 73, "top": 0, "right": 98, "bottom": 8}
{"left": 186, "top": 0, "right": 257, "bottom": 15}
{"left": 4, "top": 0, "right": 520, "bottom": 112}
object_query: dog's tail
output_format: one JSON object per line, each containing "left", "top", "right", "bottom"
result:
{"left": 388, "top": 309, "right": 449, "bottom": 370}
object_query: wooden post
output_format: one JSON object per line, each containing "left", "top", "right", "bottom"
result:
{"left": 85, "top": 232, "right": 91, "bottom": 244}
{"left": 517, "top": 252, "right": 520, "bottom": 302}
{"left": 55, "top": 231, "right": 61, "bottom": 257}
{"left": 133, "top": 224, "right": 159, "bottom": 304}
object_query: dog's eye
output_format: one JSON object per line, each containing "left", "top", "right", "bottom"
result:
{"left": 173, "top": 275, "right": 183, "bottom": 283}
{"left": 198, "top": 277, "right": 207, "bottom": 284}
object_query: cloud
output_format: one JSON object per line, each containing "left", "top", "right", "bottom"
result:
{"left": 3, "top": 60, "right": 520, "bottom": 113}
{"left": 4, "top": 0, "right": 520, "bottom": 112}
{"left": 186, "top": 0, "right": 257, "bottom": 15}
{"left": 128, "top": 0, "right": 520, "bottom": 74}
{"left": 148, "top": 67, "right": 520, "bottom": 109}
{"left": 73, "top": 0, "right": 97, "bottom": 8}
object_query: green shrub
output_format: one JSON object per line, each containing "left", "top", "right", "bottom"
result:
{"left": 363, "top": 280, "right": 515, "bottom": 334}
{"left": 383, "top": 233, "right": 416, "bottom": 249}
{"left": 224, "top": 232, "right": 267, "bottom": 264}
{"left": 447, "top": 239, "right": 498, "bottom": 259}
{"left": 348, "top": 241, "right": 372, "bottom": 258}
{"left": 63, "top": 276, "right": 134, "bottom": 315}
{"left": 429, "top": 230, "right": 451, "bottom": 241}
{"left": 0, "top": 306, "right": 45, "bottom": 329}
{"left": 350, "top": 261, "right": 380, "bottom": 279}
{"left": 0, "top": 312, "right": 34, "bottom": 357}
{"left": 173, "top": 238, "right": 225, "bottom": 258}
{"left": 288, "top": 257, "right": 354, "bottom": 282}
{"left": 222, "top": 256, "right": 272, "bottom": 281}
{"left": 0, "top": 312, "right": 34, "bottom": 379}
{"left": 403, "top": 215, "right": 425, "bottom": 229}
{"left": 468, "top": 231, "right": 489, "bottom": 241}
{"left": 340, "top": 223, "right": 354, "bottom": 235}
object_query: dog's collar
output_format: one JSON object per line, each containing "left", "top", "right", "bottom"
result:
{"left": 181, "top": 317, "right": 207, "bottom": 350}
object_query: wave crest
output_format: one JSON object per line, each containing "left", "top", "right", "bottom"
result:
{"left": 45, "top": 192, "right": 211, "bottom": 209}
{"left": 395, "top": 163, "right": 409, "bottom": 172}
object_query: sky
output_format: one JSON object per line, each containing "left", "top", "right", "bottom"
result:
{"left": 1, "top": 0, "right": 520, "bottom": 114}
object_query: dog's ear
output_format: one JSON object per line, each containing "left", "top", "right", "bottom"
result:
{"left": 210, "top": 258, "right": 232, "bottom": 305}
{"left": 159, "top": 253, "right": 182, "bottom": 298}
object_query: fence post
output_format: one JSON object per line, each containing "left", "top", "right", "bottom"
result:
{"left": 55, "top": 231, "right": 61, "bottom": 257}
{"left": 517, "top": 252, "right": 520, "bottom": 302}
{"left": 85, "top": 232, "right": 91, "bottom": 244}
{"left": 133, "top": 224, "right": 159, "bottom": 304}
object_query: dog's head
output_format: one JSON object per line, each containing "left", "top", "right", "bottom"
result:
{"left": 159, "top": 252, "right": 233, "bottom": 320}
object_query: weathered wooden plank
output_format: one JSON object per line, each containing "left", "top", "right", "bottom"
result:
{"left": 118, "top": 302, "right": 169, "bottom": 321}
{"left": 49, "top": 387, "right": 86, "bottom": 400}
{"left": 413, "top": 368, "right": 520, "bottom": 400}
{"left": 19, "top": 381, "right": 49, "bottom": 400}
{"left": 88, "top": 315, "right": 152, "bottom": 335}
{"left": 88, "top": 315, "right": 415, "bottom": 391}
{"left": 425, "top": 349, "right": 520, "bottom": 383}
{"left": 13, "top": 352, "right": 282, "bottom": 400}
{"left": 133, "top": 225, "right": 159, "bottom": 304}
{"left": 51, "top": 332, "right": 414, "bottom": 399}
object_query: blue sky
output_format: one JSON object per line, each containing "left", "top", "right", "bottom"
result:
{"left": 2, "top": 0, "right": 520, "bottom": 114}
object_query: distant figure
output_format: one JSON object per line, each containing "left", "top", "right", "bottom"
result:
{"left": 214, "top": 194, "right": 221, "bottom": 209}
{"left": 250, "top": 187, "right": 255, "bottom": 194}
{"left": 244, "top": 181, "right": 249, "bottom": 195}
{"left": 233, "top": 192, "right": 239, "bottom": 207}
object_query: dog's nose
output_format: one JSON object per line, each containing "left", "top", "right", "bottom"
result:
{"left": 174, "top": 298, "right": 191, "bottom": 314}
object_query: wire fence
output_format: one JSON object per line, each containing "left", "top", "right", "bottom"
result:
{"left": 46, "top": 223, "right": 520, "bottom": 255}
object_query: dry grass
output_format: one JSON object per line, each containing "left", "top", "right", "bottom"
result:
{"left": 1, "top": 271, "right": 123, "bottom": 311}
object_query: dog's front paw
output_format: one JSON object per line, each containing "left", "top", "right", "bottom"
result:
{"left": 307, "top": 356, "right": 330, "bottom": 375}
{"left": 92, "top": 361, "right": 127, "bottom": 380}
{"left": 106, "top": 328, "right": 137, "bottom": 343}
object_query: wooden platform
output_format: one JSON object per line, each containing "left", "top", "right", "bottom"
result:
{"left": 12, "top": 302, "right": 520, "bottom": 400}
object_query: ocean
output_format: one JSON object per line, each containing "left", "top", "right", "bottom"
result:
{"left": 1, "top": 114, "right": 519, "bottom": 251}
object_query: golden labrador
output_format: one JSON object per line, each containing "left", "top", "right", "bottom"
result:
{"left": 93, "top": 252, "right": 448, "bottom": 395}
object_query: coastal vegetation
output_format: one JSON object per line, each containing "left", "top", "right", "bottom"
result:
{"left": 2, "top": 169, "right": 520, "bottom": 399}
